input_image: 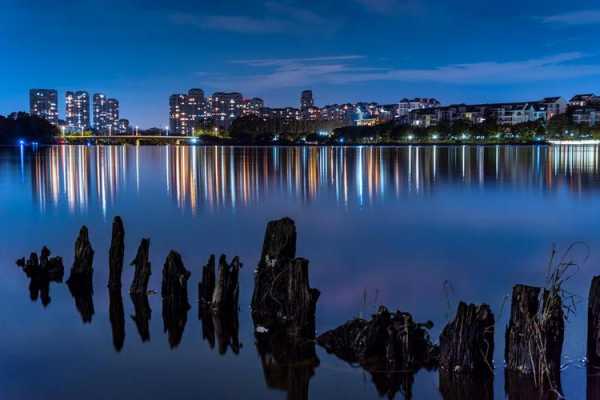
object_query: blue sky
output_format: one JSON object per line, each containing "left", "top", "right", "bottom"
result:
{"left": 1, "top": 0, "right": 600, "bottom": 127}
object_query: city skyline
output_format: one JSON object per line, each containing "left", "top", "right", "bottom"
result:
{"left": 2, "top": 1, "right": 600, "bottom": 128}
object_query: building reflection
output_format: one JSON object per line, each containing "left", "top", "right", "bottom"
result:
{"left": 26, "top": 145, "right": 600, "bottom": 214}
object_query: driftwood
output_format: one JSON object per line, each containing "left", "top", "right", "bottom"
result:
{"left": 318, "top": 305, "right": 439, "bottom": 372}
{"left": 505, "top": 284, "right": 564, "bottom": 389}
{"left": 67, "top": 226, "right": 94, "bottom": 283}
{"left": 109, "top": 289, "right": 125, "bottom": 352}
{"left": 588, "top": 276, "right": 600, "bottom": 367}
{"left": 16, "top": 246, "right": 64, "bottom": 306}
{"left": 588, "top": 366, "right": 600, "bottom": 400}
{"left": 161, "top": 251, "right": 191, "bottom": 348}
{"left": 440, "top": 302, "right": 494, "bottom": 374}
{"left": 130, "top": 293, "right": 151, "bottom": 342}
{"left": 108, "top": 216, "right": 125, "bottom": 289}
{"left": 251, "top": 218, "right": 319, "bottom": 338}
{"left": 198, "top": 254, "right": 241, "bottom": 312}
{"left": 130, "top": 239, "right": 151, "bottom": 295}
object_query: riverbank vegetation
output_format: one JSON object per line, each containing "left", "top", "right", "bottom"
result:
{"left": 0, "top": 112, "right": 58, "bottom": 144}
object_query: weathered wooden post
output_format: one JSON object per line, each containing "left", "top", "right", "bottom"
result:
{"left": 130, "top": 238, "right": 151, "bottom": 295}
{"left": 251, "top": 217, "right": 319, "bottom": 338}
{"left": 109, "top": 289, "right": 125, "bottom": 352}
{"left": 130, "top": 293, "right": 151, "bottom": 342}
{"left": 67, "top": 226, "right": 94, "bottom": 284}
{"left": 161, "top": 251, "right": 190, "bottom": 348}
{"left": 108, "top": 216, "right": 125, "bottom": 289}
{"left": 438, "top": 302, "right": 495, "bottom": 400}
{"left": 505, "top": 284, "right": 564, "bottom": 390}
{"left": 588, "top": 276, "right": 600, "bottom": 367}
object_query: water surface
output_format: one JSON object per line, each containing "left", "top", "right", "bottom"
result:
{"left": 1, "top": 145, "right": 599, "bottom": 399}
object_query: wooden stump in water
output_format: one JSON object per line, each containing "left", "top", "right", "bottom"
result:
{"left": 198, "top": 255, "right": 216, "bottom": 305}
{"left": 588, "top": 276, "right": 600, "bottom": 367}
{"left": 505, "top": 284, "right": 564, "bottom": 389}
{"left": 211, "top": 255, "right": 241, "bottom": 312}
{"left": 67, "top": 226, "right": 94, "bottom": 283}
{"left": 130, "top": 239, "right": 151, "bottom": 295}
{"left": 439, "top": 302, "right": 494, "bottom": 374}
{"left": 108, "top": 216, "right": 125, "bottom": 289}
{"left": 161, "top": 251, "right": 190, "bottom": 348}
{"left": 251, "top": 218, "right": 319, "bottom": 338}
{"left": 16, "top": 246, "right": 64, "bottom": 307}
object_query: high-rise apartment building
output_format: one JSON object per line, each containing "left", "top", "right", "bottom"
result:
{"left": 211, "top": 92, "right": 243, "bottom": 129}
{"left": 168, "top": 89, "right": 211, "bottom": 135}
{"left": 65, "top": 91, "right": 90, "bottom": 131}
{"left": 301, "top": 90, "right": 314, "bottom": 110}
{"left": 93, "top": 94, "right": 120, "bottom": 133}
{"left": 29, "top": 89, "right": 58, "bottom": 125}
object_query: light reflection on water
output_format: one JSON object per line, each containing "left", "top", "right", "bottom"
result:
{"left": 25, "top": 145, "right": 600, "bottom": 215}
{"left": 3, "top": 144, "right": 600, "bottom": 399}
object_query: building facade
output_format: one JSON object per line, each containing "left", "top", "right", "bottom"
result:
{"left": 93, "top": 93, "right": 120, "bottom": 133}
{"left": 65, "top": 91, "right": 90, "bottom": 131}
{"left": 29, "top": 89, "right": 58, "bottom": 125}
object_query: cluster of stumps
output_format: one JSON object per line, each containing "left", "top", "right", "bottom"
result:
{"left": 16, "top": 217, "right": 600, "bottom": 399}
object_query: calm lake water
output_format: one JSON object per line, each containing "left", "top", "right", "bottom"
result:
{"left": 2, "top": 144, "right": 600, "bottom": 399}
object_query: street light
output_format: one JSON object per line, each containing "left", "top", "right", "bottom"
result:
{"left": 165, "top": 126, "right": 169, "bottom": 136}
{"left": 135, "top": 126, "right": 139, "bottom": 136}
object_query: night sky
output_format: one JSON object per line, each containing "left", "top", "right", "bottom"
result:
{"left": 1, "top": 0, "right": 600, "bottom": 128}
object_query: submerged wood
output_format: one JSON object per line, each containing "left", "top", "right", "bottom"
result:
{"left": 199, "top": 307, "right": 241, "bottom": 355}
{"left": 130, "top": 293, "right": 151, "bottom": 342}
{"left": 255, "top": 321, "right": 319, "bottom": 400}
{"left": 109, "top": 289, "right": 125, "bottom": 352}
{"left": 505, "top": 369, "right": 562, "bottom": 400}
{"left": 588, "top": 276, "right": 600, "bottom": 367}
{"left": 108, "top": 216, "right": 125, "bottom": 289}
{"left": 67, "top": 226, "right": 94, "bottom": 283}
{"left": 67, "top": 275, "right": 94, "bottom": 323}
{"left": 439, "top": 302, "right": 494, "bottom": 374}
{"left": 439, "top": 369, "right": 493, "bottom": 400}
{"left": 505, "top": 284, "right": 564, "bottom": 388}
{"left": 251, "top": 218, "right": 319, "bottom": 338}
{"left": 318, "top": 305, "right": 439, "bottom": 372}
{"left": 16, "top": 246, "right": 64, "bottom": 307}
{"left": 162, "top": 296, "right": 189, "bottom": 349}
{"left": 130, "top": 238, "right": 151, "bottom": 295}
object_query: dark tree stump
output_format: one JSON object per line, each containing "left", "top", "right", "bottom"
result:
{"left": 161, "top": 251, "right": 191, "bottom": 301}
{"left": 67, "top": 226, "right": 94, "bottom": 283}
{"left": 505, "top": 284, "right": 564, "bottom": 388}
{"left": 130, "top": 293, "right": 151, "bottom": 342}
{"left": 440, "top": 302, "right": 494, "bottom": 375}
{"left": 161, "top": 251, "right": 190, "bottom": 349}
{"left": 130, "top": 239, "right": 151, "bottom": 295}
{"left": 588, "top": 276, "right": 600, "bottom": 367}
{"left": 198, "top": 255, "right": 216, "bottom": 305}
{"left": 318, "top": 306, "right": 439, "bottom": 372}
{"left": 251, "top": 218, "right": 319, "bottom": 338}
{"left": 16, "top": 246, "right": 64, "bottom": 307}
{"left": 108, "top": 216, "right": 125, "bottom": 289}
{"left": 109, "top": 289, "right": 125, "bottom": 352}
{"left": 198, "top": 254, "right": 241, "bottom": 312}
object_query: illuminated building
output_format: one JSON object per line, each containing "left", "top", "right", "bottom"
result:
{"left": 29, "top": 89, "right": 58, "bottom": 125}
{"left": 93, "top": 93, "right": 119, "bottom": 133}
{"left": 242, "top": 97, "right": 264, "bottom": 116}
{"left": 211, "top": 92, "right": 243, "bottom": 129}
{"left": 65, "top": 91, "right": 90, "bottom": 131}
{"left": 169, "top": 89, "right": 211, "bottom": 135}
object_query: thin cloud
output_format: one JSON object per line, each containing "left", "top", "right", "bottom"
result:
{"left": 539, "top": 9, "right": 600, "bottom": 25}
{"left": 169, "top": 2, "right": 339, "bottom": 35}
{"left": 200, "top": 52, "right": 600, "bottom": 90}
